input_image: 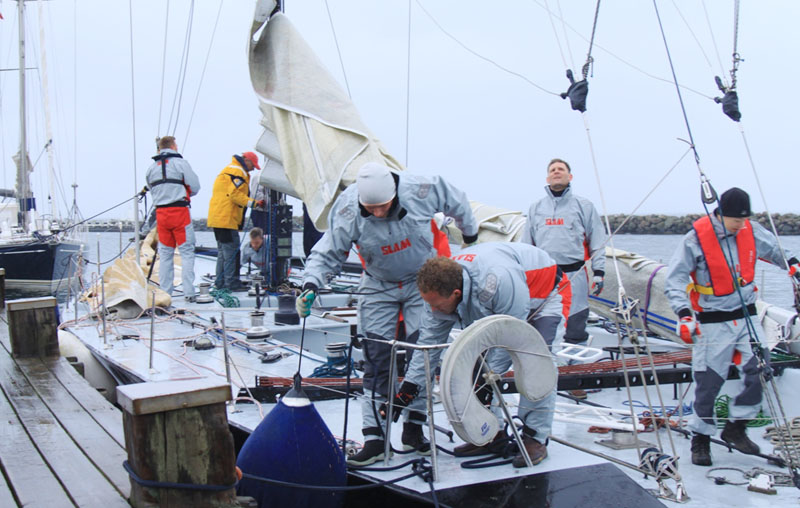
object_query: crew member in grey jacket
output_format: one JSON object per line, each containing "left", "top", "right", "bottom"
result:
{"left": 394, "top": 242, "right": 571, "bottom": 466}
{"left": 664, "top": 187, "right": 800, "bottom": 466}
{"left": 522, "top": 158, "right": 606, "bottom": 397}
{"left": 144, "top": 136, "right": 201, "bottom": 300}
{"left": 295, "top": 162, "right": 479, "bottom": 466}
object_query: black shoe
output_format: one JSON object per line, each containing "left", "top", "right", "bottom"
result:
{"left": 691, "top": 433, "right": 712, "bottom": 466}
{"left": 721, "top": 419, "right": 761, "bottom": 455}
{"left": 402, "top": 422, "right": 431, "bottom": 456}
{"left": 347, "top": 440, "right": 389, "bottom": 466}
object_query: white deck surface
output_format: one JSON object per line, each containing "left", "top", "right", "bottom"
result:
{"left": 61, "top": 259, "right": 800, "bottom": 507}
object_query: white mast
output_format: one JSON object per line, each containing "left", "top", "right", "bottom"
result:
{"left": 37, "top": 0, "right": 58, "bottom": 221}
{"left": 17, "top": 0, "right": 31, "bottom": 232}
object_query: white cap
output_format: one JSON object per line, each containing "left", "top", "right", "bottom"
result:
{"left": 357, "top": 163, "right": 396, "bottom": 205}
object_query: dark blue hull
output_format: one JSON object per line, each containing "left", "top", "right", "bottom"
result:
{"left": 0, "top": 239, "right": 83, "bottom": 295}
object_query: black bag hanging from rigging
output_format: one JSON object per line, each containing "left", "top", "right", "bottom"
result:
{"left": 714, "top": 77, "right": 741, "bottom": 122}
{"left": 560, "top": 69, "right": 589, "bottom": 113}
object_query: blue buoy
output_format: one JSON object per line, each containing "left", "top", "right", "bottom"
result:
{"left": 236, "top": 374, "right": 347, "bottom": 507}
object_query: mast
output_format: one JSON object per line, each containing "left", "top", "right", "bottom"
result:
{"left": 37, "top": 0, "right": 58, "bottom": 222}
{"left": 18, "top": 0, "right": 31, "bottom": 231}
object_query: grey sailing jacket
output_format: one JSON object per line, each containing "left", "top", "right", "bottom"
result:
{"left": 522, "top": 185, "right": 605, "bottom": 273}
{"left": 303, "top": 173, "right": 478, "bottom": 288}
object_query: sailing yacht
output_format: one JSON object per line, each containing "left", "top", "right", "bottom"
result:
{"left": 0, "top": 1, "right": 83, "bottom": 295}
{"left": 53, "top": 1, "right": 800, "bottom": 506}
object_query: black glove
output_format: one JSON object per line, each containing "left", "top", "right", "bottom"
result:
{"left": 758, "top": 350, "right": 773, "bottom": 381}
{"left": 380, "top": 381, "right": 419, "bottom": 422}
{"left": 138, "top": 186, "right": 148, "bottom": 198}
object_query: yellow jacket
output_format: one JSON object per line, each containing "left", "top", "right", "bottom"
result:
{"left": 207, "top": 156, "right": 255, "bottom": 230}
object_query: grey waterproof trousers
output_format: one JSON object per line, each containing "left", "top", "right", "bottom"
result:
{"left": 358, "top": 275, "right": 427, "bottom": 442}
{"left": 688, "top": 317, "right": 765, "bottom": 436}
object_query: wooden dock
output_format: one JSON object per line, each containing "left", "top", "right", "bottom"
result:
{"left": 0, "top": 311, "right": 130, "bottom": 507}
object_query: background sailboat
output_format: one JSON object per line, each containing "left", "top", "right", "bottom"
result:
{"left": 0, "top": 1, "right": 83, "bottom": 296}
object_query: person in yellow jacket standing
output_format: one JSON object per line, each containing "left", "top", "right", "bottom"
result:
{"left": 208, "top": 151, "right": 265, "bottom": 290}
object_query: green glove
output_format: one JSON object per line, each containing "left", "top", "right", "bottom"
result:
{"left": 295, "top": 289, "right": 317, "bottom": 317}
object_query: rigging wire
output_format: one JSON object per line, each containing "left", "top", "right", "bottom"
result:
{"left": 127, "top": 0, "right": 141, "bottom": 264}
{"left": 40, "top": 4, "right": 77, "bottom": 222}
{"left": 651, "top": 0, "right": 702, "bottom": 169}
{"left": 580, "top": 111, "right": 681, "bottom": 463}
{"left": 543, "top": 0, "right": 569, "bottom": 70}
{"left": 530, "top": 0, "right": 715, "bottom": 101}
{"left": 730, "top": 0, "right": 741, "bottom": 91}
{"left": 608, "top": 148, "right": 692, "bottom": 237}
{"left": 542, "top": 0, "right": 686, "bottom": 486}
{"left": 669, "top": 0, "right": 713, "bottom": 69}
{"left": 737, "top": 126, "right": 794, "bottom": 274}
{"left": 72, "top": 1, "right": 79, "bottom": 220}
{"left": 183, "top": 0, "right": 224, "bottom": 151}
{"left": 404, "top": 0, "right": 412, "bottom": 167}
{"left": 579, "top": 0, "right": 601, "bottom": 80}
{"left": 555, "top": 0, "right": 577, "bottom": 72}
{"left": 166, "top": 0, "right": 195, "bottom": 136}
{"left": 323, "top": 0, "right": 351, "bottom": 99}
{"left": 653, "top": 0, "right": 800, "bottom": 481}
{"left": 699, "top": 0, "right": 727, "bottom": 81}
{"left": 157, "top": 0, "right": 171, "bottom": 138}
{"left": 414, "top": 0, "right": 558, "bottom": 96}
{"left": 0, "top": 8, "right": 15, "bottom": 191}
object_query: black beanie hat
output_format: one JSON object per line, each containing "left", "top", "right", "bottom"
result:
{"left": 717, "top": 187, "right": 752, "bottom": 217}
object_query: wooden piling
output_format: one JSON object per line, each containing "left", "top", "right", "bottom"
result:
{"left": 117, "top": 379, "right": 246, "bottom": 508}
{"left": 7, "top": 296, "right": 58, "bottom": 358}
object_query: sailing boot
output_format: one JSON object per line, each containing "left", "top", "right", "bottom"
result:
{"left": 512, "top": 426, "right": 548, "bottom": 468}
{"left": 454, "top": 431, "right": 507, "bottom": 457}
{"left": 401, "top": 422, "right": 431, "bottom": 456}
{"left": 721, "top": 419, "right": 761, "bottom": 455}
{"left": 690, "top": 433, "right": 712, "bottom": 466}
{"left": 347, "top": 440, "right": 390, "bottom": 467}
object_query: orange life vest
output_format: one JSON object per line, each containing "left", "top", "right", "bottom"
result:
{"left": 691, "top": 215, "right": 756, "bottom": 297}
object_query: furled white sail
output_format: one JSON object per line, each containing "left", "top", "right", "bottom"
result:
{"left": 248, "top": 7, "right": 403, "bottom": 230}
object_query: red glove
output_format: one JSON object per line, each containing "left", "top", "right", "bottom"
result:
{"left": 789, "top": 264, "right": 800, "bottom": 282}
{"left": 253, "top": 199, "right": 266, "bottom": 209}
{"left": 676, "top": 316, "right": 699, "bottom": 344}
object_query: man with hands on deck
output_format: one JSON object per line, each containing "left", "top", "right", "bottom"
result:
{"left": 387, "top": 242, "right": 572, "bottom": 467}
{"left": 296, "top": 162, "right": 479, "bottom": 466}
{"left": 664, "top": 187, "right": 799, "bottom": 467}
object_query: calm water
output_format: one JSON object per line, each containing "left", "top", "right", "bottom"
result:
{"left": 82, "top": 232, "right": 800, "bottom": 310}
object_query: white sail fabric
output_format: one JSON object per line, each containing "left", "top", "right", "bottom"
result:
{"left": 249, "top": 8, "right": 403, "bottom": 230}
{"left": 589, "top": 247, "right": 680, "bottom": 344}
{"left": 444, "top": 201, "right": 528, "bottom": 244}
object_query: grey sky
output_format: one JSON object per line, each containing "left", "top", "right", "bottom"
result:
{"left": 2, "top": 1, "right": 798, "bottom": 222}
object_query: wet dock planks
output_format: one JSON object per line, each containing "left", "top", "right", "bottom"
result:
{"left": 0, "top": 313, "right": 130, "bottom": 507}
